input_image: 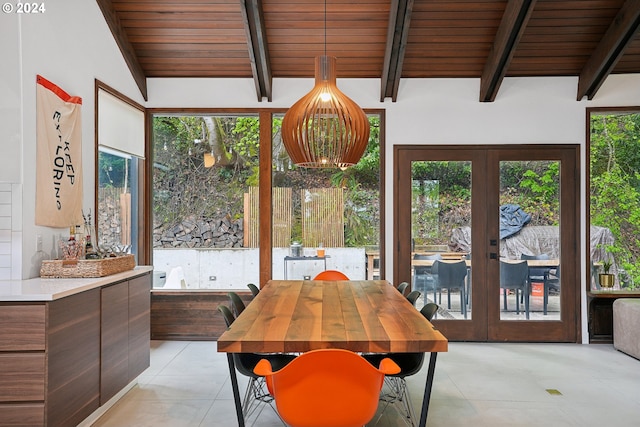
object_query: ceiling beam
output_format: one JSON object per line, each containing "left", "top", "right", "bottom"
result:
{"left": 577, "top": 0, "right": 640, "bottom": 101}
{"left": 380, "top": 0, "right": 414, "bottom": 102}
{"left": 240, "top": 0, "right": 272, "bottom": 102}
{"left": 479, "top": 0, "right": 536, "bottom": 102}
{"left": 95, "top": 0, "right": 148, "bottom": 101}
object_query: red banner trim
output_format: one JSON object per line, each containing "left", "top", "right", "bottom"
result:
{"left": 36, "top": 75, "right": 83, "bottom": 105}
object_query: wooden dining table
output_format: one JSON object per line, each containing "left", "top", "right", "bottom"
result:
{"left": 217, "top": 279, "right": 449, "bottom": 427}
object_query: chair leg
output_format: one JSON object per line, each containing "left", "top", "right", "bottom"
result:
{"left": 242, "top": 377, "right": 287, "bottom": 426}
{"left": 373, "top": 377, "right": 417, "bottom": 427}
{"left": 543, "top": 283, "right": 549, "bottom": 315}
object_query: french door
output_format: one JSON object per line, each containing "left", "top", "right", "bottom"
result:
{"left": 394, "top": 145, "right": 580, "bottom": 342}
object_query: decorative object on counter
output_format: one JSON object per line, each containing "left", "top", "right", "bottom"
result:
{"left": 316, "top": 243, "right": 325, "bottom": 258}
{"left": 82, "top": 209, "right": 100, "bottom": 259}
{"left": 59, "top": 225, "right": 83, "bottom": 260}
{"left": 599, "top": 260, "right": 615, "bottom": 288}
{"left": 40, "top": 254, "right": 135, "bottom": 278}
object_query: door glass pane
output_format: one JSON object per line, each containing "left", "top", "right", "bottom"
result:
{"left": 151, "top": 114, "right": 260, "bottom": 290}
{"left": 499, "top": 160, "right": 560, "bottom": 321}
{"left": 411, "top": 161, "right": 471, "bottom": 319}
{"left": 272, "top": 115, "right": 381, "bottom": 281}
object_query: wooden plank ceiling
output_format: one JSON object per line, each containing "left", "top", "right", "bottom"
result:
{"left": 97, "top": 0, "right": 640, "bottom": 102}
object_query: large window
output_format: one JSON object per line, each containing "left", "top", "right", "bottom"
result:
{"left": 151, "top": 114, "right": 261, "bottom": 289}
{"left": 150, "top": 111, "right": 383, "bottom": 289}
{"left": 272, "top": 114, "right": 382, "bottom": 281}
{"left": 588, "top": 109, "right": 640, "bottom": 291}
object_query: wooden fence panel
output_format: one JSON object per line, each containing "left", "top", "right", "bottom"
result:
{"left": 301, "top": 188, "right": 344, "bottom": 248}
{"left": 244, "top": 187, "right": 292, "bottom": 248}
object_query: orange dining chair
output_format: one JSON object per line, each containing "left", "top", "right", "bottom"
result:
{"left": 313, "top": 270, "right": 350, "bottom": 280}
{"left": 254, "top": 348, "right": 400, "bottom": 427}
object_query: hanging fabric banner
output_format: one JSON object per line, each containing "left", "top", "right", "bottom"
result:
{"left": 35, "top": 75, "right": 83, "bottom": 227}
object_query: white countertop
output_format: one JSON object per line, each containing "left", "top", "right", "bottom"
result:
{"left": 0, "top": 266, "right": 153, "bottom": 302}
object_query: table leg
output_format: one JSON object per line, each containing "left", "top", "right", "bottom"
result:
{"left": 226, "top": 353, "right": 245, "bottom": 427}
{"left": 418, "top": 352, "right": 438, "bottom": 427}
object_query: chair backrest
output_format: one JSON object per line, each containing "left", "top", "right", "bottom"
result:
{"left": 247, "top": 283, "right": 260, "bottom": 297}
{"left": 218, "top": 304, "right": 235, "bottom": 327}
{"left": 420, "top": 302, "right": 439, "bottom": 321}
{"left": 413, "top": 253, "right": 442, "bottom": 275}
{"left": 396, "top": 281, "right": 409, "bottom": 296}
{"left": 433, "top": 260, "right": 467, "bottom": 287}
{"left": 313, "top": 270, "right": 349, "bottom": 280}
{"left": 406, "top": 290, "right": 421, "bottom": 307}
{"left": 254, "top": 349, "right": 399, "bottom": 427}
{"left": 520, "top": 253, "right": 550, "bottom": 277}
{"left": 228, "top": 291, "right": 246, "bottom": 316}
{"left": 413, "top": 253, "right": 442, "bottom": 261}
{"left": 500, "top": 261, "right": 529, "bottom": 288}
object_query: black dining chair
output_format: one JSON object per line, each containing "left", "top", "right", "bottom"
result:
{"left": 500, "top": 261, "right": 530, "bottom": 319}
{"left": 228, "top": 291, "right": 246, "bottom": 317}
{"left": 247, "top": 283, "right": 260, "bottom": 298}
{"left": 218, "top": 305, "right": 295, "bottom": 424}
{"left": 406, "top": 290, "right": 421, "bottom": 307}
{"left": 363, "top": 303, "right": 439, "bottom": 427}
{"left": 396, "top": 281, "right": 409, "bottom": 296}
{"left": 432, "top": 260, "right": 468, "bottom": 318}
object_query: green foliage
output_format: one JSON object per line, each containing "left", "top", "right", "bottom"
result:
{"left": 152, "top": 113, "right": 382, "bottom": 249}
{"left": 590, "top": 113, "right": 640, "bottom": 289}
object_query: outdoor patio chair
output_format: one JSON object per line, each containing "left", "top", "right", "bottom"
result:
{"left": 500, "top": 261, "right": 530, "bottom": 319}
{"left": 432, "top": 260, "right": 468, "bottom": 318}
{"left": 412, "top": 253, "right": 442, "bottom": 298}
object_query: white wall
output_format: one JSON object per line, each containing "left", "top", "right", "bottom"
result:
{"left": 2, "top": 0, "right": 144, "bottom": 278}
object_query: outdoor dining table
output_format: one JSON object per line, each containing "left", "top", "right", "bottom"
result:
{"left": 217, "top": 279, "right": 449, "bottom": 427}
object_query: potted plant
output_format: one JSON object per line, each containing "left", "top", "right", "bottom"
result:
{"left": 599, "top": 260, "right": 615, "bottom": 288}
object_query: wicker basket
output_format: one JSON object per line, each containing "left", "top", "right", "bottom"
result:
{"left": 40, "top": 254, "right": 136, "bottom": 278}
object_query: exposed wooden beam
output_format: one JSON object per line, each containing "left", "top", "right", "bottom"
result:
{"left": 240, "top": 0, "right": 272, "bottom": 102}
{"left": 380, "top": 0, "right": 414, "bottom": 102}
{"left": 577, "top": 0, "right": 640, "bottom": 101}
{"left": 95, "top": 0, "right": 148, "bottom": 101}
{"left": 479, "top": 0, "right": 536, "bottom": 102}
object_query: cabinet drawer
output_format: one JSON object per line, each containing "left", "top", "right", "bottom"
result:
{"left": 0, "top": 305, "right": 45, "bottom": 351}
{"left": 0, "top": 354, "right": 45, "bottom": 401}
{"left": 0, "top": 403, "right": 45, "bottom": 426}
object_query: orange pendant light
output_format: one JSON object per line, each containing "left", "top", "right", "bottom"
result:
{"left": 281, "top": 56, "right": 370, "bottom": 169}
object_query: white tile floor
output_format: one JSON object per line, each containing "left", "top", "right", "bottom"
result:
{"left": 92, "top": 340, "right": 640, "bottom": 427}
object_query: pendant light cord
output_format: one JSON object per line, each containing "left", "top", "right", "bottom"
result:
{"left": 324, "top": 0, "right": 327, "bottom": 56}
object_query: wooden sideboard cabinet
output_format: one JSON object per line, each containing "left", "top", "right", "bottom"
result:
{"left": 0, "top": 269, "right": 151, "bottom": 427}
{"left": 588, "top": 291, "right": 640, "bottom": 343}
